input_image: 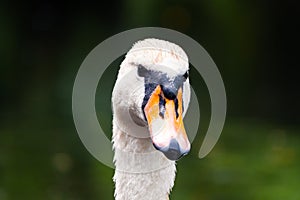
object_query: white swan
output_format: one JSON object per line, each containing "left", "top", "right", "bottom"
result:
{"left": 112, "top": 38, "right": 191, "bottom": 200}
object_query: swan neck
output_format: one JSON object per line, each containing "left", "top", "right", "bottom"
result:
{"left": 112, "top": 118, "right": 176, "bottom": 200}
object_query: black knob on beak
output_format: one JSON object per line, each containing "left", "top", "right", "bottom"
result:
{"left": 161, "top": 85, "right": 177, "bottom": 100}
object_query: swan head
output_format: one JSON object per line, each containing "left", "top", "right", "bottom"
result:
{"left": 113, "top": 38, "right": 191, "bottom": 161}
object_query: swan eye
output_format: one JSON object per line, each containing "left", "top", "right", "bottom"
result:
{"left": 183, "top": 71, "right": 189, "bottom": 79}
{"left": 137, "top": 65, "right": 149, "bottom": 77}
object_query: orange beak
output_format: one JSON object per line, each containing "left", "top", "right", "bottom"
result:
{"left": 144, "top": 85, "right": 190, "bottom": 160}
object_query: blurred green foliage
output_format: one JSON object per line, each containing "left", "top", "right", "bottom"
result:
{"left": 0, "top": 0, "right": 299, "bottom": 199}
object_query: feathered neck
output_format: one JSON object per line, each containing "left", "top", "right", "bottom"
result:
{"left": 112, "top": 117, "right": 176, "bottom": 200}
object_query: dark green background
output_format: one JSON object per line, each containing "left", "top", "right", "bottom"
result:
{"left": 1, "top": 1, "right": 299, "bottom": 199}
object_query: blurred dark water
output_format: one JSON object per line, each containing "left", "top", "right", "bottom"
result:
{"left": 0, "top": 1, "right": 299, "bottom": 199}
